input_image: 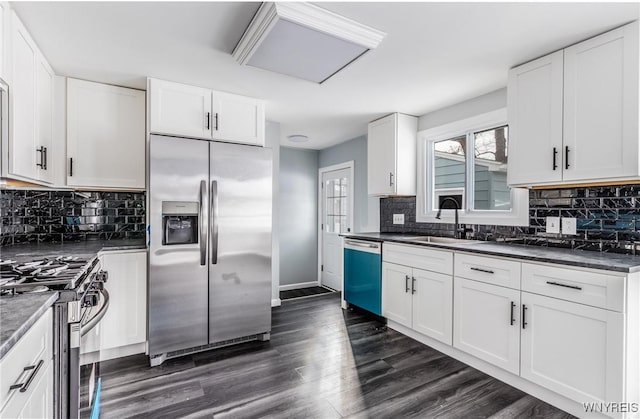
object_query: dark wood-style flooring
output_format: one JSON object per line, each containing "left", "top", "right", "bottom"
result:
{"left": 98, "top": 293, "right": 575, "bottom": 418}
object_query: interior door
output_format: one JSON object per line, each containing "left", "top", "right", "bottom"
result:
{"left": 321, "top": 167, "right": 352, "bottom": 291}
{"left": 209, "top": 142, "right": 272, "bottom": 343}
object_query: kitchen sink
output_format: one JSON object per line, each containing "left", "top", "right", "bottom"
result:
{"left": 409, "top": 236, "right": 481, "bottom": 245}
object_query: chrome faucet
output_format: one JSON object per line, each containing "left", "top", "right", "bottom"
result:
{"left": 435, "top": 197, "right": 471, "bottom": 239}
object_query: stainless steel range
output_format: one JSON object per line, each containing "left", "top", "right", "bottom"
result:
{"left": 0, "top": 256, "right": 109, "bottom": 419}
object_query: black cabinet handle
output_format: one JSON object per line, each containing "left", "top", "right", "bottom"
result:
{"left": 552, "top": 147, "right": 558, "bottom": 170}
{"left": 565, "top": 146, "right": 570, "bottom": 169}
{"left": 43, "top": 147, "right": 47, "bottom": 170}
{"left": 215, "top": 113, "right": 219, "bottom": 131}
{"left": 470, "top": 267, "right": 494, "bottom": 274}
{"left": 522, "top": 304, "right": 528, "bottom": 329}
{"left": 69, "top": 158, "right": 73, "bottom": 177}
{"left": 36, "top": 147, "right": 44, "bottom": 168}
{"left": 9, "top": 360, "right": 44, "bottom": 393}
{"left": 546, "top": 281, "right": 582, "bottom": 291}
{"left": 411, "top": 277, "right": 416, "bottom": 294}
{"left": 206, "top": 112, "right": 210, "bottom": 130}
{"left": 405, "top": 275, "right": 410, "bottom": 293}
{"left": 510, "top": 301, "right": 516, "bottom": 326}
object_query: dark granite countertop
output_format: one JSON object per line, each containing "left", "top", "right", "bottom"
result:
{"left": 342, "top": 233, "right": 640, "bottom": 273}
{"left": 0, "top": 292, "right": 59, "bottom": 360}
{"left": 0, "top": 239, "right": 147, "bottom": 262}
{"left": 0, "top": 239, "right": 146, "bottom": 359}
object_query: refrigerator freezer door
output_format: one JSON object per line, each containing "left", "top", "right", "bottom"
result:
{"left": 209, "top": 142, "right": 272, "bottom": 343}
{"left": 149, "top": 135, "right": 209, "bottom": 355}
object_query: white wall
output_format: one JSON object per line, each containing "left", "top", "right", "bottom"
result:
{"left": 319, "top": 135, "right": 379, "bottom": 233}
{"left": 265, "top": 121, "right": 281, "bottom": 305}
{"left": 418, "top": 88, "right": 506, "bottom": 131}
{"left": 279, "top": 147, "right": 319, "bottom": 287}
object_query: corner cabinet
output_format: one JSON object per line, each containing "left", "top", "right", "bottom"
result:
{"left": 6, "top": 10, "right": 54, "bottom": 184}
{"left": 508, "top": 21, "right": 640, "bottom": 187}
{"left": 148, "top": 78, "right": 265, "bottom": 146}
{"left": 67, "top": 78, "right": 145, "bottom": 189}
{"left": 367, "top": 113, "right": 417, "bottom": 196}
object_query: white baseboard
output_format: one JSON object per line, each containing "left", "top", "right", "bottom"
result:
{"left": 271, "top": 298, "right": 282, "bottom": 307}
{"left": 279, "top": 281, "right": 319, "bottom": 291}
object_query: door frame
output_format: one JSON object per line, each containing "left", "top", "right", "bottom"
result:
{"left": 317, "top": 161, "right": 355, "bottom": 289}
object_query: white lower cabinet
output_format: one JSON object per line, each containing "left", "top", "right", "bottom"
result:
{"left": 520, "top": 291, "right": 624, "bottom": 405}
{"left": 0, "top": 309, "right": 53, "bottom": 419}
{"left": 81, "top": 250, "right": 147, "bottom": 363}
{"left": 382, "top": 261, "right": 453, "bottom": 345}
{"left": 453, "top": 277, "right": 521, "bottom": 375}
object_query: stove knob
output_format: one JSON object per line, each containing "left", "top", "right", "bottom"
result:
{"left": 97, "top": 271, "right": 108, "bottom": 283}
{"left": 93, "top": 281, "right": 104, "bottom": 291}
{"left": 83, "top": 292, "right": 98, "bottom": 307}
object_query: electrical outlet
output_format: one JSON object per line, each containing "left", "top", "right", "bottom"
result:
{"left": 561, "top": 217, "right": 577, "bottom": 235}
{"left": 393, "top": 214, "right": 405, "bottom": 225}
{"left": 546, "top": 216, "right": 560, "bottom": 234}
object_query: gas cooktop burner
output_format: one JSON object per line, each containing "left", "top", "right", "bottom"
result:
{"left": 0, "top": 256, "right": 95, "bottom": 296}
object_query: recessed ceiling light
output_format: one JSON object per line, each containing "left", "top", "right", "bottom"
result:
{"left": 233, "top": 2, "right": 386, "bottom": 84}
{"left": 287, "top": 135, "right": 309, "bottom": 143}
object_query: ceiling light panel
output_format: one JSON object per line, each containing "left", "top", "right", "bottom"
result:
{"left": 233, "top": 2, "right": 386, "bottom": 84}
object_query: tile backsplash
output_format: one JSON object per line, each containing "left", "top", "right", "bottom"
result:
{"left": 0, "top": 190, "right": 146, "bottom": 246}
{"left": 380, "top": 184, "right": 640, "bottom": 255}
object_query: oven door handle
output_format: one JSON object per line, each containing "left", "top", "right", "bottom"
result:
{"left": 80, "top": 289, "right": 110, "bottom": 337}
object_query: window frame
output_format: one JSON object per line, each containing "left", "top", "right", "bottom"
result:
{"left": 416, "top": 108, "right": 529, "bottom": 226}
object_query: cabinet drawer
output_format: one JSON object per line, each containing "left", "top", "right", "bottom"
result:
{"left": 383, "top": 243, "right": 453, "bottom": 275}
{"left": 454, "top": 253, "right": 521, "bottom": 289}
{"left": 522, "top": 263, "right": 624, "bottom": 311}
{"left": 0, "top": 309, "right": 52, "bottom": 413}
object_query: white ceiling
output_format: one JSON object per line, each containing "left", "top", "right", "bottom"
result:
{"left": 11, "top": 2, "right": 640, "bottom": 150}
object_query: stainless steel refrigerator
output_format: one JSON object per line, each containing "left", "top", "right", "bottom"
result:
{"left": 148, "top": 134, "right": 272, "bottom": 365}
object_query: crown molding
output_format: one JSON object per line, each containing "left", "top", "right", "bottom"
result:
{"left": 233, "top": 2, "right": 386, "bottom": 65}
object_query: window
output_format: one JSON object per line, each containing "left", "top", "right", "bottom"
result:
{"left": 417, "top": 109, "right": 528, "bottom": 226}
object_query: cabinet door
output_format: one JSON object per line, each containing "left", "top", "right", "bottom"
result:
{"left": 149, "top": 78, "right": 212, "bottom": 140}
{"left": 412, "top": 268, "right": 453, "bottom": 345}
{"left": 381, "top": 262, "right": 412, "bottom": 327}
{"left": 100, "top": 251, "right": 147, "bottom": 352}
{"left": 507, "top": 51, "right": 563, "bottom": 186}
{"left": 13, "top": 362, "right": 53, "bottom": 419}
{"left": 9, "top": 11, "right": 37, "bottom": 181}
{"left": 368, "top": 114, "right": 397, "bottom": 195}
{"left": 0, "top": 2, "right": 8, "bottom": 79}
{"left": 212, "top": 91, "right": 265, "bottom": 146}
{"left": 563, "top": 22, "right": 639, "bottom": 182}
{"left": 35, "top": 55, "right": 54, "bottom": 184}
{"left": 67, "top": 78, "right": 145, "bottom": 189}
{"left": 520, "top": 292, "right": 624, "bottom": 404}
{"left": 453, "top": 277, "right": 520, "bottom": 375}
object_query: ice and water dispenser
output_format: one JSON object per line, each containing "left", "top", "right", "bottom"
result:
{"left": 162, "top": 201, "right": 199, "bottom": 245}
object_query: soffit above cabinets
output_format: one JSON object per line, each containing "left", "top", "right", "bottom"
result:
{"left": 232, "top": 2, "right": 386, "bottom": 84}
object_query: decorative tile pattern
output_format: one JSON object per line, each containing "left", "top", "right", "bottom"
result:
{"left": 0, "top": 190, "right": 146, "bottom": 245}
{"left": 380, "top": 184, "right": 640, "bottom": 254}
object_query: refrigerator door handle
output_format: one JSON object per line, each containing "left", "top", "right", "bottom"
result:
{"left": 199, "top": 180, "right": 207, "bottom": 266}
{"left": 211, "top": 180, "right": 219, "bottom": 264}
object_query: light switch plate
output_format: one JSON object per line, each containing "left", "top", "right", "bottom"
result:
{"left": 561, "top": 217, "right": 577, "bottom": 235}
{"left": 546, "top": 216, "right": 560, "bottom": 234}
{"left": 393, "top": 214, "right": 405, "bottom": 225}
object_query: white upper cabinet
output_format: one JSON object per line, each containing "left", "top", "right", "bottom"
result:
{"left": 367, "top": 113, "right": 417, "bottom": 196}
{"left": 148, "top": 78, "right": 265, "bottom": 146}
{"left": 507, "top": 51, "right": 564, "bottom": 186}
{"left": 508, "top": 21, "right": 639, "bottom": 186}
{"left": 8, "top": 10, "right": 53, "bottom": 184}
{"left": 0, "top": 2, "right": 9, "bottom": 79}
{"left": 67, "top": 78, "right": 145, "bottom": 189}
{"left": 563, "top": 22, "right": 639, "bottom": 182}
{"left": 212, "top": 91, "right": 265, "bottom": 146}
{"left": 149, "top": 78, "right": 212, "bottom": 140}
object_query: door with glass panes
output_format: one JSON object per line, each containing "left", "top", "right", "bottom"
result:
{"left": 321, "top": 167, "right": 352, "bottom": 291}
